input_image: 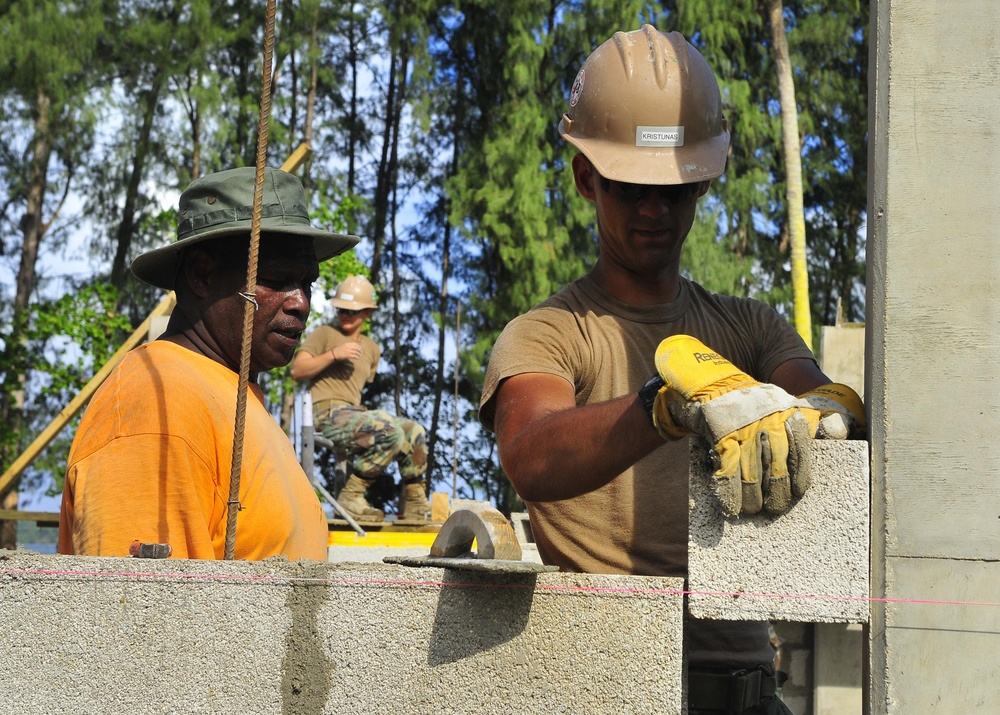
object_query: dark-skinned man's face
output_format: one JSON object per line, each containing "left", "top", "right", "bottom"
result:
{"left": 203, "top": 235, "right": 319, "bottom": 374}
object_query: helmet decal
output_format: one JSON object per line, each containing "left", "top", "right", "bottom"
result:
{"left": 569, "top": 69, "right": 586, "bottom": 107}
{"left": 636, "top": 126, "right": 685, "bottom": 147}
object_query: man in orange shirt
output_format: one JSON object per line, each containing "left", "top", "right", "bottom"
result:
{"left": 58, "top": 167, "right": 356, "bottom": 560}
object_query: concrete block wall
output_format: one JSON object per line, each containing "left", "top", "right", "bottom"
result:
{"left": 3, "top": 433, "right": 869, "bottom": 715}
{"left": 772, "top": 621, "right": 813, "bottom": 715}
{"left": 819, "top": 323, "right": 866, "bottom": 400}
{"left": 0, "top": 551, "right": 684, "bottom": 715}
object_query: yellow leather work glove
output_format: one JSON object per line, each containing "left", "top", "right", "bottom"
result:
{"left": 796, "top": 383, "right": 866, "bottom": 440}
{"left": 652, "top": 335, "right": 817, "bottom": 517}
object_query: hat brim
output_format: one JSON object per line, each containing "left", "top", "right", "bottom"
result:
{"left": 130, "top": 220, "right": 359, "bottom": 290}
{"left": 331, "top": 297, "right": 377, "bottom": 310}
{"left": 561, "top": 120, "right": 730, "bottom": 185}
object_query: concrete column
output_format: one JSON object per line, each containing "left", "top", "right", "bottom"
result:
{"left": 868, "top": 0, "right": 1000, "bottom": 711}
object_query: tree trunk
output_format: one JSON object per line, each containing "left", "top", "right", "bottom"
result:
{"left": 388, "top": 46, "right": 410, "bottom": 415}
{"left": 347, "top": 10, "right": 358, "bottom": 201}
{"left": 369, "top": 39, "right": 407, "bottom": 286}
{"left": 767, "top": 0, "right": 813, "bottom": 349}
{"left": 302, "top": 3, "right": 319, "bottom": 192}
{"left": 391, "top": 194, "right": 402, "bottom": 415}
{"left": 0, "top": 87, "right": 55, "bottom": 548}
{"left": 427, "top": 64, "right": 464, "bottom": 482}
{"left": 111, "top": 67, "right": 166, "bottom": 289}
{"left": 190, "top": 83, "right": 202, "bottom": 180}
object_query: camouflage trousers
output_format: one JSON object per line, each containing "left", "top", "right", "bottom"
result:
{"left": 317, "top": 404, "right": 427, "bottom": 482}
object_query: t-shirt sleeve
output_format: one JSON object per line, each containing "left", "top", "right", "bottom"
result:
{"left": 478, "top": 310, "right": 581, "bottom": 433}
{"left": 298, "top": 325, "right": 332, "bottom": 357}
{"left": 746, "top": 299, "right": 817, "bottom": 381}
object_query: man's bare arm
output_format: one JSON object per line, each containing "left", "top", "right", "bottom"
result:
{"left": 494, "top": 357, "right": 836, "bottom": 503}
{"left": 290, "top": 342, "right": 363, "bottom": 381}
{"left": 769, "top": 357, "right": 832, "bottom": 396}
{"left": 493, "top": 372, "right": 665, "bottom": 502}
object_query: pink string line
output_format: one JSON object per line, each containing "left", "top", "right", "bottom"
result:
{"left": 2, "top": 566, "right": 997, "bottom": 608}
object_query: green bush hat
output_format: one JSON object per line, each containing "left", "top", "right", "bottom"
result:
{"left": 130, "top": 167, "right": 359, "bottom": 290}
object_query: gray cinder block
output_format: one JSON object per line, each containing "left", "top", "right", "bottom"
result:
{"left": 688, "top": 439, "right": 870, "bottom": 622}
{"left": 0, "top": 551, "right": 684, "bottom": 714}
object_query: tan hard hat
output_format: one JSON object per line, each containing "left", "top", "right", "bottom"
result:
{"left": 558, "top": 25, "right": 730, "bottom": 185}
{"left": 331, "top": 275, "right": 377, "bottom": 310}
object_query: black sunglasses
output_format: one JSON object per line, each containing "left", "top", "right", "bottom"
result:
{"left": 598, "top": 175, "right": 703, "bottom": 204}
{"left": 337, "top": 308, "right": 367, "bottom": 316}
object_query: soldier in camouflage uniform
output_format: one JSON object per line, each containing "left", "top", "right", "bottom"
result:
{"left": 291, "top": 275, "right": 431, "bottom": 522}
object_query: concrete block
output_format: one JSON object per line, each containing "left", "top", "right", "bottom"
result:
{"left": 814, "top": 623, "right": 864, "bottom": 715}
{"left": 688, "top": 439, "right": 869, "bottom": 622}
{"left": 430, "top": 491, "right": 451, "bottom": 523}
{"left": 0, "top": 551, "right": 684, "bottom": 714}
{"left": 509, "top": 511, "right": 534, "bottom": 545}
{"left": 509, "top": 512, "right": 544, "bottom": 564}
{"left": 819, "top": 322, "right": 865, "bottom": 400}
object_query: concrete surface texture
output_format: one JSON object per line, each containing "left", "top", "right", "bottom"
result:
{"left": 868, "top": 0, "right": 1000, "bottom": 710}
{"left": 0, "top": 551, "right": 683, "bottom": 714}
{"left": 687, "top": 439, "right": 869, "bottom": 623}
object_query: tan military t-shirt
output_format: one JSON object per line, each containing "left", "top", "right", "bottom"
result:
{"left": 298, "top": 325, "right": 380, "bottom": 407}
{"left": 479, "top": 274, "right": 815, "bottom": 668}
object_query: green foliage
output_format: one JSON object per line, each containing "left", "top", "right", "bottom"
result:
{"left": 1, "top": 283, "right": 132, "bottom": 495}
{"left": 442, "top": 0, "right": 649, "bottom": 387}
{"left": 261, "top": 194, "right": 369, "bottom": 412}
{"left": 312, "top": 194, "right": 371, "bottom": 314}
{"left": 27, "top": 285, "right": 133, "bottom": 376}
{"left": 0, "top": 1, "right": 105, "bottom": 102}
{"left": 1, "top": 0, "right": 868, "bottom": 514}
{"left": 681, "top": 198, "right": 754, "bottom": 295}
{"left": 670, "top": 0, "right": 866, "bottom": 332}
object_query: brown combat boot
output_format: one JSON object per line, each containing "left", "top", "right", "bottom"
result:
{"left": 336, "top": 474, "right": 385, "bottom": 522}
{"left": 400, "top": 479, "right": 432, "bottom": 523}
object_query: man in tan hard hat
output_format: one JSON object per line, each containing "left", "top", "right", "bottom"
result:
{"left": 291, "top": 275, "right": 431, "bottom": 523}
{"left": 478, "top": 26, "right": 864, "bottom": 715}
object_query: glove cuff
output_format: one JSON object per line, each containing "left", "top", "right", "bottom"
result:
{"left": 797, "top": 383, "right": 866, "bottom": 426}
{"left": 700, "top": 383, "right": 801, "bottom": 438}
{"left": 655, "top": 335, "right": 747, "bottom": 396}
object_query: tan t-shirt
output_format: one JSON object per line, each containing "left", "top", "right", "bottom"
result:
{"left": 298, "top": 325, "right": 380, "bottom": 407}
{"left": 479, "top": 274, "right": 815, "bottom": 668}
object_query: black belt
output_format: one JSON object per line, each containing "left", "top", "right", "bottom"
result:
{"left": 688, "top": 667, "right": 787, "bottom": 713}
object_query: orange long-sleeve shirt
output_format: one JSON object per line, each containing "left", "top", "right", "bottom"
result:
{"left": 58, "top": 341, "right": 327, "bottom": 561}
